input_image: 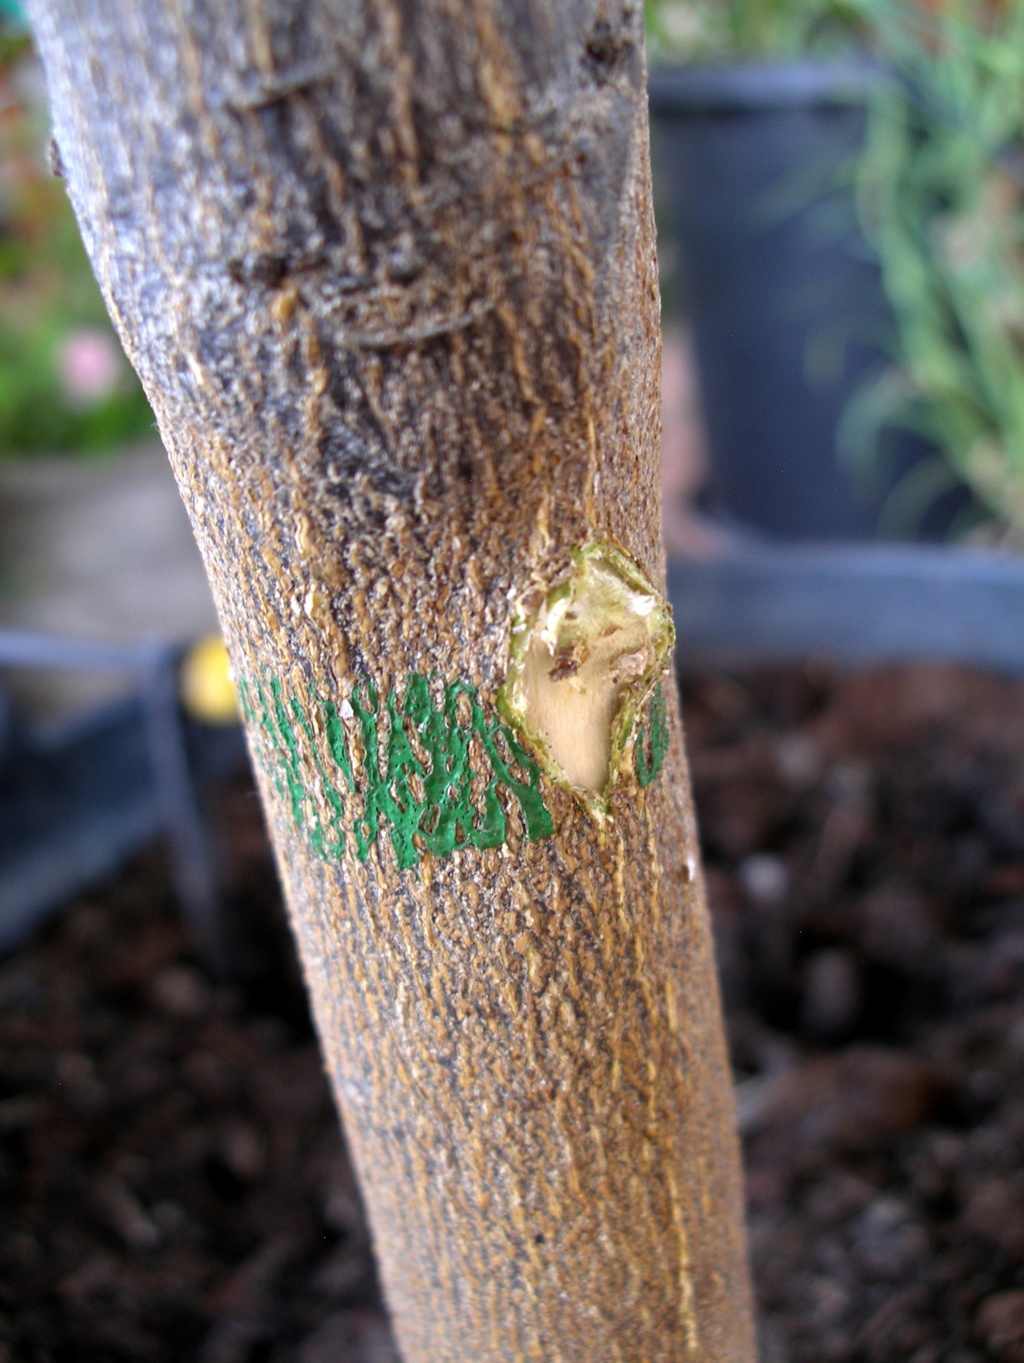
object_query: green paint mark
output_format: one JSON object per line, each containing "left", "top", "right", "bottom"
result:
{"left": 350, "top": 672, "right": 554, "bottom": 871}
{"left": 636, "top": 681, "right": 669, "bottom": 789}
{"left": 243, "top": 669, "right": 554, "bottom": 872}
{"left": 270, "top": 678, "right": 308, "bottom": 831}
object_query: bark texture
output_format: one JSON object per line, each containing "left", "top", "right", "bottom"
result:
{"left": 28, "top": 2, "right": 755, "bottom": 1358}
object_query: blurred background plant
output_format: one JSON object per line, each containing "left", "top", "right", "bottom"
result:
{"left": 647, "top": 0, "right": 1024, "bottom": 544}
{"left": 850, "top": 0, "right": 1024, "bottom": 542}
{"left": 0, "top": 7, "right": 153, "bottom": 460}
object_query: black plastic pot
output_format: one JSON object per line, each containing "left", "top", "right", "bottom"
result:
{"left": 649, "top": 61, "right": 962, "bottom": 542}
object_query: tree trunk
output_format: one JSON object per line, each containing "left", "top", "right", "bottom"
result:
{"left": 28, "top": 2, "right": 755, "bottom": 1358}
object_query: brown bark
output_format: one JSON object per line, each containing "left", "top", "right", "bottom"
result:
{"left": 28, "top": 1, "right": 755, "bottom": 1358}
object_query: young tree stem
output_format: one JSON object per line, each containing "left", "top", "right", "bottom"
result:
{"left": 28, "top": 1, "right": 755, "bottom": 1357}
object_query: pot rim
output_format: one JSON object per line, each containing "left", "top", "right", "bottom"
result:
{"left": 648, "top": 59, "right": 887, "bottom": 114}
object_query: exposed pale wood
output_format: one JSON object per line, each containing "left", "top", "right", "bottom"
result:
{"left": 28, "top": 2, "right": 755, "bottom": 1357}
{"left": 509, "top": 543, "right": 673, "bottom": 795}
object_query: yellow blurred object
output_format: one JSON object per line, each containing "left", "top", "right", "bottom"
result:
{"left": 180, "top": 635, "right": 238, "bottom": 724}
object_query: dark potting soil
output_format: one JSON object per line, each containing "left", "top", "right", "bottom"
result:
{"left": 2, "top": 664, "right": 1024, "bottom": 1362}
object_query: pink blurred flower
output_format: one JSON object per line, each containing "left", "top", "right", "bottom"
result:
{"left": 58, "top": 328, "right": 122, "bottom": 405}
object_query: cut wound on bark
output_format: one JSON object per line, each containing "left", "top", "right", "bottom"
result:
{"left": 500, "top": 540, "right": 674, "bottom": 800}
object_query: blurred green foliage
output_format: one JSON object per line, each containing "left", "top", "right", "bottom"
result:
{"left": 646, "top": 0, "right": 1024, "bottom": 540}
{"left": 0, "top": 35, "right": 154, "bottom": 459}
{"left": 851, "top": 2, "right": 1024, "bottom": 537}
